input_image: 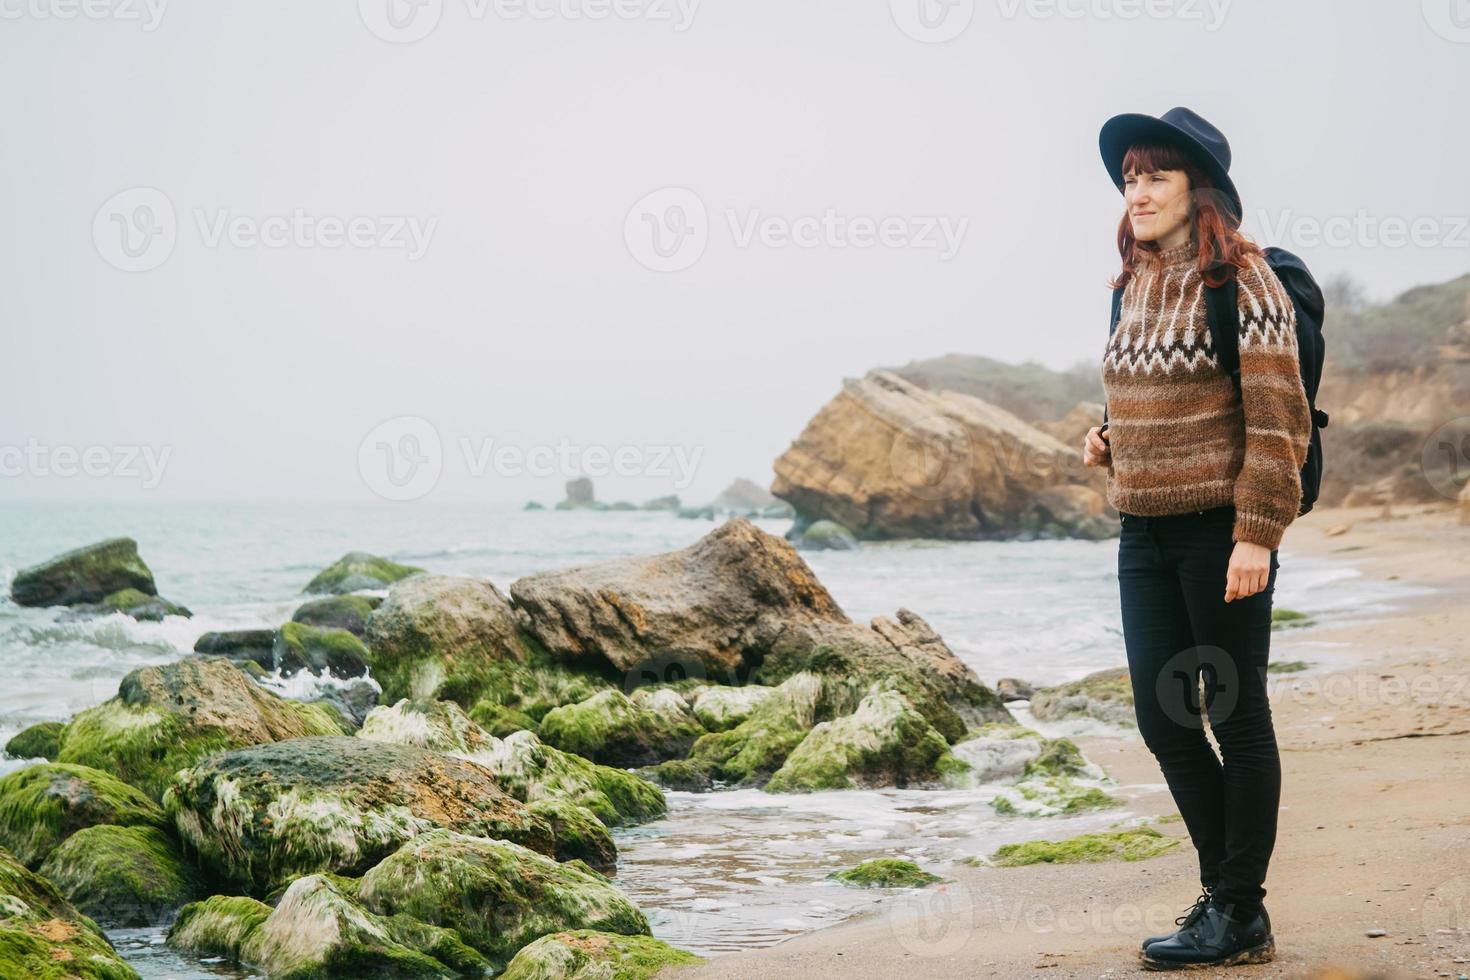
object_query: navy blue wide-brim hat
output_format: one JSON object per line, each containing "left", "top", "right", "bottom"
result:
{"left": 1099, "top": 106, "right": 1242, "bottom": 222}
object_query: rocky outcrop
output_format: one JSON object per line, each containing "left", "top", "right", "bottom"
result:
{"left": 290, "top": 594, "right": 382, "bottom": 637}
{"left": 163, "top": 736, "right": 555, "bottom": 893}
{"left": 56, "top": 657, "right": 347, "bottom": 798}
{"left": 771, "top": 370, "right": 1112, "bottom": 540}
{"left": 1027, "top": 666, "right": 1136, "bottom": 728}
{"left": 0, "top": 763, "right": 166, "bottom": 868}
{"left": 510, "top": 517, "right": 850, "bottom": 680}
{"left": 538, "top": 691, "right": 703, "bottom": 768}
{"left": 9, "top": 537, "right": 157, "bottom": 607}
{"left": 364, "top": 573, "right": 610, "bottom": 712}
{"left": 38, "top": 825, "right": 204, "bottom": 928}
{"left": 0, "top": 845, "right": 140, "bottom": 980}
{"left": 501, "top": 930, "right": 701, "bottom": 979}
{"left": 303, "top": 551, "right": 422, "bottom": 595}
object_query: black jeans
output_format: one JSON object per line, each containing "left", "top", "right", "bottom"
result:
{"left": 1117, "top": 503, "right": 1281, "bottom": 921}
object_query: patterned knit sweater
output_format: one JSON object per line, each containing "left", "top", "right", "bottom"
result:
{"left": 1100, "top": 239, "right": 1313, "bottom": 550}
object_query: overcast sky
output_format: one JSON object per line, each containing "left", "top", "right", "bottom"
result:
{"left": 3, "top": 0, "right": 1467, "bottom": 504}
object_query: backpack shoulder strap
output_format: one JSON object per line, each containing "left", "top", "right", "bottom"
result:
{"left": 1204, "top": 268, "right": 1241, "bottom": 381}
{"left": 1109, "top": 284, "right": 1124, "bottom": 337}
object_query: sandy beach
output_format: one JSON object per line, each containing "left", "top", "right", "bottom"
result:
{"left": 669, "top": 502, "right": 1470, "bottom": 980}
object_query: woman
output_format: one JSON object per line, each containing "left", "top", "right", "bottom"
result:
{"left": 1081, "top": 107, "right": 1313, "bottom": 970}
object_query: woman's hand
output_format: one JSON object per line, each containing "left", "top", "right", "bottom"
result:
{"left": 1225, "top": 541, "right": 1272, "bottom": 602}
{"left": 1083, "top": 425, "right": 1111, "bottom": 467}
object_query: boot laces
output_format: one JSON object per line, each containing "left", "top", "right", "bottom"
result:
{"left": 1174, "top": 885, "right": 1214, "bottom": 927}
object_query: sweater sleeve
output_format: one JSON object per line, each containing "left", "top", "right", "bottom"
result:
{"left": 1230, "top": 254, "right": 1313, "bottom": 550}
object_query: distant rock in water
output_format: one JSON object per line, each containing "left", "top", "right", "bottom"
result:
{"left": 771, "top": 369, "right": 1114, "bottom": 541}
{"left": 642, "top": 494, "right": 680, "bottom": 511}
{"left": 304, "top": 551, "right": 422, "bottom": 595}
{"left": 558, "top": 476, "right": 597, "bottom": 509}
{"left": 709, "top": 478, "right": 783, "bottom": 515}
{"left": 193, "top": 629, "right": 276, "bottom": 668}
{"left": 10, "top": 537, "right": 190, "bottom": 618}
{"left": 290, "top": 594, "right": 382, "bottom": 637}
{"left": 786, "top": 518, "right": 858, "bottom": 551}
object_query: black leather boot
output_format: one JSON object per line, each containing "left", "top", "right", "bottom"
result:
{"left": 1140, "top": 900, "right": 1275, "bottom": 969}
{"left": 1139, "top": 885, "right": 1215, "bottom": 952}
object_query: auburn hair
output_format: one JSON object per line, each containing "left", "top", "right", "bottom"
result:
{"left": 1108, "top": 139, "right": 1260, "bottom": 292}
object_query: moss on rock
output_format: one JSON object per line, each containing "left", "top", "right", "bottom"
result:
{"left": 163, "top": 736, "right": 554, "bottom": 894}
{"left": 469, "top": 701, "right": 540, "bottom": 737}
{"left": 827, "top": 859, "right": 941, "bottom": 889}
{"left": 4, "top": 722, "right": 64, "bottom": 762}
{"left": 690, "top": 685, "right": 773, "bottom": 732}
{"left": 987, "top": 827, "right": 1180, "bottom": 866}
{"left": 166, "top": 894, "right": 273, "bottom": 962}
{"left": 528, "top": 800, "right": 617, "bottom": 873}
{"left": 989, "top": 775, "right": 1121, "bottom": 817}
{"left": 273, "top": 622, "right": 370, "bottom": 680}
{"left": 38, "top": 825, "right": 204, "bottom": 928}
{"left": 676, "top": 673, "right": 825, "bottom": 788}
{"left": 1027, "top": 666, "right": 1135, "bottom": 727}
{"left": 538, "top": 690, "right": 703, "bottom": 768}
{"left": 0, "top": 763, "right": 165, "bottom": 868}
{"left": 501, "top": 929, "right": 702, "bottom": 979}
{"left": 0, "top": 844, "right": 140, "bottom": 979}
{"left": 765, "top": 689, "right": 961, "bottom": 793}
{"left": 290, "top": 594, "right": 382, "bottom": 637}
{"left": 56, "top": 657, "right": 347, "bottom": 799}
{"left": 357, "top": 830, "right": 650, "bottom": 974}
{"left": 304, "top": 551, "right": 423, "bottom": 595}
{"left": 1271, "top": 608, "right": 1314, "bottom": 630}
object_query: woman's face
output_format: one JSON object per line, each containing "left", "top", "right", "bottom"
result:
{"left": 1123, "top": 166, "right": 1193, "bottom": 244}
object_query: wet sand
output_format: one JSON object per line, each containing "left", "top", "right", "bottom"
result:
{"left": 668, "top": 502, "right": 1470, "bottom": 979}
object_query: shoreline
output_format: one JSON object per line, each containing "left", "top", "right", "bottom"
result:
{"left": 670, "top": 502, "right": 1470, "bottom": 979}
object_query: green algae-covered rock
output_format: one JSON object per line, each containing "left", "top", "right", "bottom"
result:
{"left": 304, "top": 551, "right": 423, "bottom": 595}
{"left": 364, "top": 573, "right": 612, "bottom": 712}
{"left": 4, "top": 722, "right": 64, "bottom": 761}
{"left": 827, "top": 859, "right": 941, "bottom": 889}
{"left": 357, "top": 700, "right": 665, "bottom": 828}
{"left": 0, "top": 763, "right": 165, "bottom": 868}
{"left": 192, "top": 629, "right": 276, "bottom": 668}
{"left": 273, "top": 622, "right": 370, "bottom": 679}
{"left": 163, "top": 736, "right": 555, "bottom": 894}
{"left": 38, "top": 825, "right": 204, "bottom": 928}
{"left": 539, "top": 690, "right": 703, "bottom": 768}
{"left": 1027, "top": 666, "right": 1135, "bottom": 727}
{"left": 169, "top": 875, "right": 489, "bottom": 978}
{"left": 61, "top": 588, "right": 192, "bottom": 622}
{"left": 357, "top": 830, "right": 650, "bottom": 973}
{"left": 0, "top": 845, "right": 140, "bottom": 980}
{"left": 528, "top": 800, "right": 617, "bottom": 873}
{"left": 501, "top": 929, "right": 702, "bottom": 979}
{"left": 764, "top": 689, "right": 964, "bottom": 793}
{"left": 290, "top": 594, "right": 382, "bottom": 637}
{"left": 986, "top": 827, "right": 1180, "bottom": 866}
{"left": 56, "top": 657, "right": 346, "bottom": 799}
{"left": 1271, "top": 608, "right": 1315, "bottom": 630}
{"left": 469, "top": 700, "right": 540, "bottom": 737}
{"left": 690, "top": 685, "right": 773, "bottom": 732}
{"left": 10, "top": 537, "right": 156, "bottom": 609}
{"left": 660, "top": 672, "right": 825, "bottom": 790}
{"left": 988, "top": 774, "right": 1120, "bottom": 817}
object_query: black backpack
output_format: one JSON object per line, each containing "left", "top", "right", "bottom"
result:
{"left": 1103, "top": 247, "right": 1330, "bottom": 516}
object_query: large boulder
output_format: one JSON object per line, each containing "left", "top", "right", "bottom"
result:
{"left": 9, "top": 537, "right": 156, "bottom": 608}
{"left": 168, "top": 875, "right": 487, "bottom": 979}
{"left": 0, "top": 763, "right": 165, "bottom": 868}
{"left": 356, "top": 830, "right": 650, "bottom": 973}
{"left": 303, "top": 551, "right": 422, "bottom": 595}
{"left": 501, "top": 930, "right": 701, "bottom": 979}
{"left": 509, "top": 517, "right": 850, "bottom": 680}
{"left": 163, "top": 736, "right": 555, "bottom": 894}
{"left": 356, "top": 700, "right": 665, "bottom": 828}
{"left": 0, "top": 845, "right": 140, "bottom": 979}
{"left": 290, "top": 594, "right": 382, "bottom": 637}
{"left": 770, "top": 369, "right": 1107, "bottom": 540}
{"left": 764, "top": 689, "right": 965, "bottom": 793}
{"left": 38, "top": 825, "right": 205, "bottom": 928}
{"left": 56, "top": 657, "right": 347, "bottom": 798}
{"left": 365, "top": 574, "right": 610, "bottom": 712}
{"left": 538, "top": 690, "right": 703, "bottom": 768}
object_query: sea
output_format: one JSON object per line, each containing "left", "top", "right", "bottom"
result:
{"left": 0, "top": 500, "right": 1433, "bottom": 978}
